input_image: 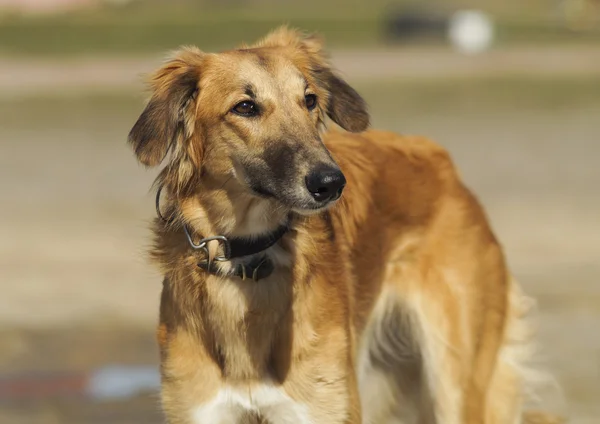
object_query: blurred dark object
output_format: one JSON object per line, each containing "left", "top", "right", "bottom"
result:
{"left": 382, "top": 6, "right": 496, "bottom": 54}
{"left": 383, "top": 6, "right": 449, "bottom": 43}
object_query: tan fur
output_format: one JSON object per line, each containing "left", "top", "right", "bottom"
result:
{"left": 128, "top": 27, "right": 563, "bottom": 424}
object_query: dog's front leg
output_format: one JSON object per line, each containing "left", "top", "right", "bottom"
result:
{"left": 274, "top": 371, "right": 361, "bottom": 424}
{"left": 270, "top": 336, "right": 362, "bottom": 423}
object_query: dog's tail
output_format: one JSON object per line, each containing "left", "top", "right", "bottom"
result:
{"left": 523, "top": 410, "right": 566, "bottom": 424}
{"left": 500, "top": 278, "right": 568, "bottom": 424}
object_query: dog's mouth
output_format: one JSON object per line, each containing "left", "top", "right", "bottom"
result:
{"left": 248, "top": 180, "right": 342, "bottom": 215}
{"left": 249, "top": 182, "right": 277, "bottom": 200}
{"left": 291, "top": 200, "right": 339, "bottom": 216}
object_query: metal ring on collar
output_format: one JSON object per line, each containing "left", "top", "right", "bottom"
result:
{"left": 183, "top": 225, "right": 231, "bottom": 262}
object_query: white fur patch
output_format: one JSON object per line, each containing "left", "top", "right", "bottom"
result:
{"left": 191, "top": 383, "right": 313, "bottom": 424}
{"left": 357, "top": 288, "right": 420, "bottom": 424}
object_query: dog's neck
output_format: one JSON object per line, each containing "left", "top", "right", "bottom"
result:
{"left": 179, "top": 191, "right": 289, "bottom": 241}
{"left": 166, "top": 178, "right": 292, "bottom": 276}
{"left": 177, "top": 170, "right": 287, "bottom": 235}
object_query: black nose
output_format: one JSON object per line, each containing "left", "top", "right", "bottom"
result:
{"left": 305, "top": 165, "right": 346, "bottom": 203}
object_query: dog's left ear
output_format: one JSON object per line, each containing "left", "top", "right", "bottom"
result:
{"left": 128, "top": 47, "right": 203, "bottom": 167}
{"left": 299, "top": 32, "right": 369, "bottom": 132}
{"left": 317, "top": 68, "right": 369, "bottom": 133}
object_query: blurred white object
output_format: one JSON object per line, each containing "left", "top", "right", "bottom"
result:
{"left": 86, "top": 365, "right": 160, "bottom": 400}
{"left": 448, "top": 10, "right": 494, "bottom": 55}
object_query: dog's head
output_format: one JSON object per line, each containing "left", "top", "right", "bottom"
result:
{"left": 129, "top": 27, "right": 369, "bottom": 215}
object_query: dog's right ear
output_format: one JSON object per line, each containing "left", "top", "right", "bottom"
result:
{"left": 128, "top": 47, "right": 204, "bottom": 167}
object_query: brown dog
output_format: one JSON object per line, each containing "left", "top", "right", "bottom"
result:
{"left": 128, "top": 27, "right": 561, "bottom": 424}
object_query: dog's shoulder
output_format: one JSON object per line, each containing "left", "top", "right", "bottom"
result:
{"left": 324, "top": 129, "right": 459, "bottom": 191}
{"left": 325, "top": 129, "right": 453, "bottom": 165}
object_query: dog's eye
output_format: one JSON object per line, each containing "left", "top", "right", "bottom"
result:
{"left": 305, "top": 94, "right": 317, "bottom": 111}
{"left": 232, "top": 101, "right": 258, "bottom": 117}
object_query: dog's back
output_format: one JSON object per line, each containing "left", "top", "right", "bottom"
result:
{"left": 323, "top": 130, "right": 558, "bottom": 423}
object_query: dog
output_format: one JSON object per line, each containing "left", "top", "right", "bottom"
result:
{"left": 128, "top": 27, "right": 562, "bottom": 424}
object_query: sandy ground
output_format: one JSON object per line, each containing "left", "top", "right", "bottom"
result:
{"left": 0, "top": 47, "right": 598, "bottom": 422}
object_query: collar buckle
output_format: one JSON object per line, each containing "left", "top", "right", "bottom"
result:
{"left": 184, "top": 225, "right": 231, "bottom": 262}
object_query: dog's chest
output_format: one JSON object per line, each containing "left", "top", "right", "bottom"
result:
{"left": 191, "top": 383, "right": 312, "bottom": 424}
{"left": 204, "top": 262, "right": 294, "bottom": 379}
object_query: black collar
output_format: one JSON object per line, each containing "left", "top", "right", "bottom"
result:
{"left": 224, "top": 223, "right": 290, "bottom": 259}
{"left": 156, "top": 185, "right": 289, "bottom": 281}
{"left": 184, "top": 222, "right": 289, "bottom": 282}
{"left": 183, "top": 221, "right": 289, "bottom": 261}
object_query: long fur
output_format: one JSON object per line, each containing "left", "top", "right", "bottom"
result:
{"left": 128, "top": 27, "right": 564, "bottom": 424}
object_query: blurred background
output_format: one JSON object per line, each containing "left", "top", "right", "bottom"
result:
{"left": 0, "top": 0, "right": 599, "bottom": 423}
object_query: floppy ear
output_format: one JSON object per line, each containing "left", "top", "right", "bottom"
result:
{"left": 300, "top": 34, "right": 370, "bottom": 132}
{"left": 319, "top": 69, "right": 369, "bottom": 133}
{"left": 128, "top": 47, "right": 203, "bottom": 167}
